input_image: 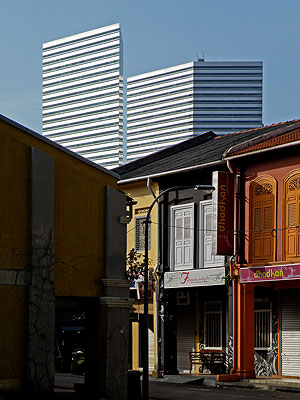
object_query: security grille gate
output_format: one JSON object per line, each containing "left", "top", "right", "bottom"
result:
{"left": 255, "top": 299, "right": 271, "bottom": 349}
{"left": 281, "top": 290, "right": 300, "bottom": 376}
{"left": 204, "top": 301, "right": 222, "bottom": 348}
{"left": 177, "top": 306, "right": 195, "bottom": 371}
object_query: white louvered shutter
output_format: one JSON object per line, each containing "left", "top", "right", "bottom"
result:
{"left": 201, "top": 200, "right": 225, "bottom": 267}
{"left": 171, "top": 204, "right": 194, "bottom": 270}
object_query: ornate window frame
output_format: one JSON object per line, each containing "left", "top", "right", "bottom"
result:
{"left": 249, "top": 175, "right": 277, "bottom": 263}
{"left": 283, "top": 169, "right": 300, "bottom": 260}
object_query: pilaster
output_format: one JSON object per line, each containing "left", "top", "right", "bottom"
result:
{"left": 28, "top": 148, "right": 55, "bottom": 393}
{"left": 236, "top": 281, "right": 255, "bottom": 378}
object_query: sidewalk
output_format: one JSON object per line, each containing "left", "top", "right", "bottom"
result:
{"left": 150, "top": 373, "right": 300, "bottom": 393}
{"left": 53, "top": 372, "right": 300, "bottom": 394}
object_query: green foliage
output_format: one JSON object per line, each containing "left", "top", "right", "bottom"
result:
{"left": 126, "top": 248, "right": 152, "bottom": 282}
{"left": 223, "top": 273, "right": 233, "bottom": 288}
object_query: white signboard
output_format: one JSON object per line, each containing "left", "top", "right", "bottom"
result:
{"left": 164, "top": 267, "right": 225, "bottom": 289}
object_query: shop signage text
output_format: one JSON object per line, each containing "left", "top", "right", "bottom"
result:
{"left": 212, "top": 171, "right": 234, "bottom": 256}
{"left": 164, "top": 267, "right": 225, "bottom": 289}
{"left": 240, "top": 264, "right": 300, "bottom": 283}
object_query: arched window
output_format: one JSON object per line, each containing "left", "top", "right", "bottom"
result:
{"left": 284, "top": 171, "right": 300, "bottom": 260}
{"left": 250, "top": 176, "right": 276, "bottom": 263}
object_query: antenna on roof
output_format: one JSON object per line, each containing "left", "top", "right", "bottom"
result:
{"left": 197, "top": 51, "right": 205, "bottom": 62}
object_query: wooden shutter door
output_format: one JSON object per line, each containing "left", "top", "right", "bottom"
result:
{"left": 252, "top": 199, "right": 263, "bottom": 260}
{"left": 250, "top": 179, "right": 276, "bottom": 263}
{"left": 286, "top": 195, "right": 297, "bottom": 259}
{"left": 285, "top": 174, "right": 300, "bottom": 260}
{"left": 262, "top": 198, "right": 274, "bottom": 259}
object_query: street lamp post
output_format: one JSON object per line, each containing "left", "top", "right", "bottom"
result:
{"left": 142, "top": 185, "right": 214, "bottom": 400}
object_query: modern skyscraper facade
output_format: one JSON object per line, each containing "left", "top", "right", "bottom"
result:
{"left": 126, "top": 61, "right": 263, "bottom": 162}
{"left": 42, "top": 23, "right": 123, "bottom": 169}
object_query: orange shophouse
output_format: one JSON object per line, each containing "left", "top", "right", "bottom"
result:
{"left": 224, "top": 119, "right": 300, "bottom": 378}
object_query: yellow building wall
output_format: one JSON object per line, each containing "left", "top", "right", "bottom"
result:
{"left": 119, "top": 180, "right": 159, "bottom": 371}
{"left": 0, "top": 118, "right": 118, "bottom": 388}
{"left": 53, "top": 158, "right": 113, "bottom": 297}
{"left": 0, "top": 286, "right": 27, "bottom": 390}
{"left": 123, "top": 181, "right": 159, "bottom": 264}
{"left": 0, "top": 119, "right": 117, "bottom": 296}
{"left": 0, "top": 133, "right": 31, "bottom": 270}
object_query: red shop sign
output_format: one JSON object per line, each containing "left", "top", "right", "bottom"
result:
{"left": 240, "top": 264, "right": 300, "bottom": 283}
{"left": 212, "top": 171, "right": 234, "bottom": 256}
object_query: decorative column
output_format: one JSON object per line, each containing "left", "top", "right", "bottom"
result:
{"left": 227, "top": 284, "right": 234, "bottom": 372}
{"left": 236, "top": 280, "right": 255, "bottom": 378}
{"left": 162, "top": 288, "right": 178, "bottom": 375}
{"left": 85, "top": 186, "right": 133, "bottom": 399}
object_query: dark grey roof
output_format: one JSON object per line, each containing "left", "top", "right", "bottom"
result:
{"left": 114, "top": 120, "right": 300, "bottom": 181}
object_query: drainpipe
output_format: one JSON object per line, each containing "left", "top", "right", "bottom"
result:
{"left": 147, "top": 178, "right": 156, "bottom": 199}
{"left": 146, "top": 178, "right": 162, "bottom": 376}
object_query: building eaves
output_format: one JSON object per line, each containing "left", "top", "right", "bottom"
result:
{"left": 114, "top": 131, "right": 216, "bottom": 176}
{"left": 0, "top": 114, "right": 120, "bottom": 179}
{"left": 223, "top": 119, "right": 300, "bottom": 160}
{"left": 117, "top": 123, "right": 283, "bottom": 184}
{"left": 117, "top": 160, "right": 225, "bottom": 184}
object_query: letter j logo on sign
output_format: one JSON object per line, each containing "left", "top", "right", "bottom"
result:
{"left": 180, "top": 272, "right": 189, "bottom": 285}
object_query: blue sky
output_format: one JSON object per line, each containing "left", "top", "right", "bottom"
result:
{"left": 1, "top": 0, "right": 300, "bottom": 133}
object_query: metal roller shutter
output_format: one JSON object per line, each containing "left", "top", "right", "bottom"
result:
{"left": 281, "top": 289, "right": 300, "bottom": 376}
{"left": 148, "top": 328, "right": 154, "bottom": 371}
{"left": 177, "top": 306, "right": 195, "bottom": 372}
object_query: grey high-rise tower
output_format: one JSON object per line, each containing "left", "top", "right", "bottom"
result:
{"left": 126, "top": 61, "right": 262, "bottom": 162}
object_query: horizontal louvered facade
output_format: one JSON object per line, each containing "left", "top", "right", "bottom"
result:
{"left": 126, "top": 61, "right": 262, "bottom": 162}
{"left": 42, "top": 24, "right": 123, "bottom": 169}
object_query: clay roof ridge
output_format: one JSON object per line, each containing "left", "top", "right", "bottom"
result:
{"left": 213, "top": 119, "right": 300, "bottom": 140}
{"left": 223, "top": 119, "right": 300, "bottom": 158}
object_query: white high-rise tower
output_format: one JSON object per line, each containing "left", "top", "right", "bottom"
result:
{"left": 42, "top": 23, "right": 123, "bottom": 169}
{"left": 126, "top": 61, "right": 263, "bottom": 162}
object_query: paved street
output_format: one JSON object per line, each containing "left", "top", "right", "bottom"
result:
{"left": 2, "top": 378, "right": 300, "bottom": 400}
{"left": 149, "top": 382, "right": 300, "bottom": 400}
{"left": 55, "top": 373, "right": 84, "bottom": 392}
{"left": 49, "top": 374, "right": 300, "bottom": 399}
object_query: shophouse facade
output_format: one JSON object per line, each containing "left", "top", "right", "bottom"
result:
{"left": 223, "top": 119, "right": 300, "bottom": 378}
{"left": 115, "top": 122, "right": 281, "bottom": 376}
{"left": 0, "top": 114, "right": 131, "bottom": 399}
